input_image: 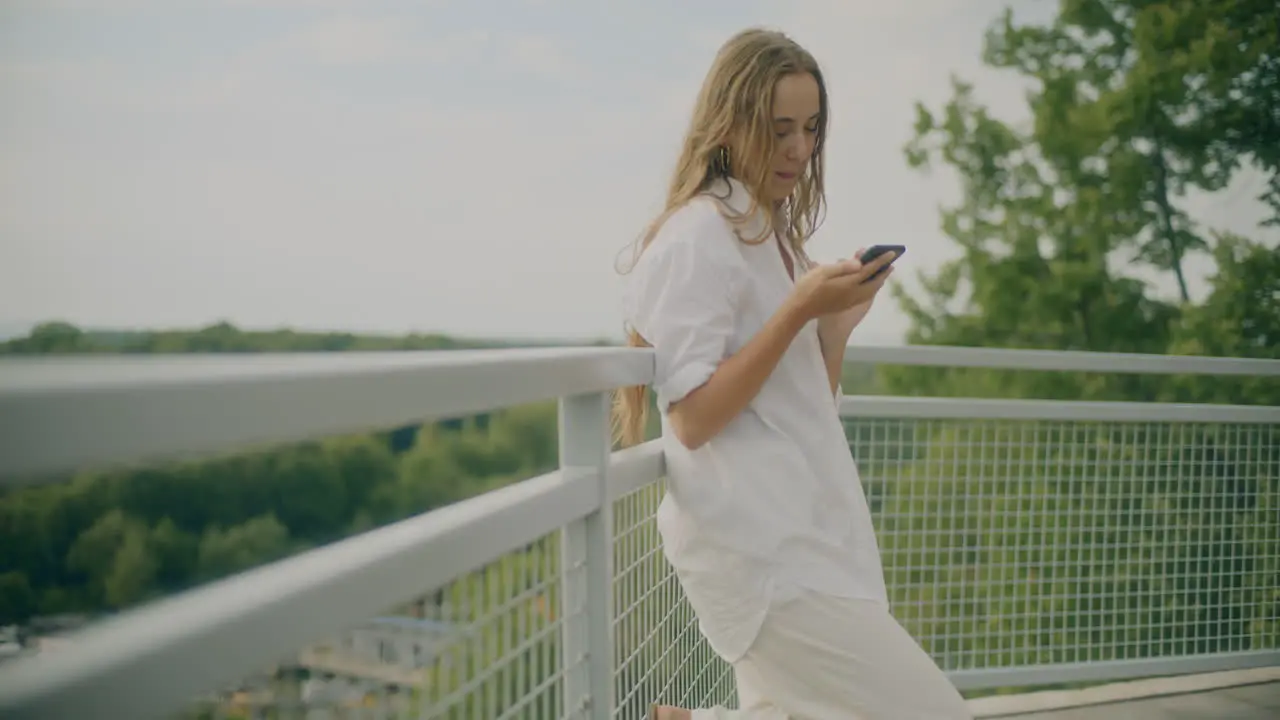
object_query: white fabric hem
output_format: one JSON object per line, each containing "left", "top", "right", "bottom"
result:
{"left": 656, "top": 360, "right": 717, "bottom": 410}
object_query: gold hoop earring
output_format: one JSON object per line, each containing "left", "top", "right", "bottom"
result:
{"left": 715, "top": 146, "right": 731, "bottom": 175}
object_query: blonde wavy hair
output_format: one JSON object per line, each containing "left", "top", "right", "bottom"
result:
{"left": 612, "top": 27, "right": 829, "bottom": 447}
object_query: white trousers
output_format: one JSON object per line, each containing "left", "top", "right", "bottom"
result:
{"left": 690, "top": 592, "right": 972, "bottom": 720}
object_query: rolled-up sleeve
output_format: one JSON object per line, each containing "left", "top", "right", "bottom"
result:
{"left": 625, "top": 206, "right": 742, "bottom": 411}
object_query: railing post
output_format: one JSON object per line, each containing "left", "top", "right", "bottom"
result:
{"left": 559, "top": 391, "right": 614, "bottom": 720}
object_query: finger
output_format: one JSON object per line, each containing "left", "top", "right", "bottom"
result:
{"left": 834, "top": 262, "right": 893, "bottom": 291}
{"left": 823, "top": 259, "right": 861, "bottom": 276}
{"left": 857, "top": 251, "right": 895, "bottom": 277}
{"left": 864, "top": 265, "right": 895, "bottom": 288}
{"left": 831, "top": 270, "right": 877, "bottom": 293}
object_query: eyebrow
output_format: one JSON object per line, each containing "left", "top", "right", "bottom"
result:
{"left": 773, "top": 112, "right": 822, "bottom": 123}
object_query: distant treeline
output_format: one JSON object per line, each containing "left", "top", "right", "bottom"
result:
{"left": 0, "top": 320, "right": 610, "bottom": 355}
{"left": 0, "top": 322, "right": 569, "bottom": 625}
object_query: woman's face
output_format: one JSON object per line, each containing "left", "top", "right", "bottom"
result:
{"left": 765, "top": 71, "right": 821, "bottom": 202}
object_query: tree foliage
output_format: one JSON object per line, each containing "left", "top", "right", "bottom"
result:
{"left": 865, "top": 0, "right": 1280, "bottom": 682}
{"left": 886, "top": 0, "right": 1279, "bottom": 404}
{"left": 0, "top": 320, "right": 575, "bottom": 355}
{"left": 0, "top": 325, "right": 564, "bottom": 625}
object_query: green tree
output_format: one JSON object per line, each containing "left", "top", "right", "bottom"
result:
{"left": 103, "top": 526, "right": 158, "bottom": 609}
{"left": 982, "top": 0, "right": 1279, "bottom": 299}
{"left": 196, "top": 514, "right": 292, "bottom": 581}
{"left": 1127, "top": 0, "right": 1280, "bottom": 225}
{"left": 1162, "top": 233, "right": 1280, "bottom": 404}
{"left": 0, "top": 571, "right": 37, "bottom": 625}
{"left": 0, "top": 490, "right": 62, "bottom": 600}
{"left": 149, "top": 517, "right": 199, "bottom": 592}
{"left": 66, "top": 510, "right": 140, "bottom": 597}
{"left": 887, "top": 0, "right": 1278, "bottom": 401}
{"left": 1, "top": 322, "right": 96, "bottom": 353}
{"left": 59, "top": 509, "right": 166, "bottom": 610}
{"left": 1171, "top": 233, "right": 1280, "bottom": 360}
{"left": 264, "top": 444, "right": 349, "bottom": 542}
{"left": 324, "top": 436, "right": 400, "bottom": 518}
{"left": 874, "top": 0, "right": 1280, "bottom": 682}
{"left": 891, "top": 76, "right": 1177, "bottom": 401}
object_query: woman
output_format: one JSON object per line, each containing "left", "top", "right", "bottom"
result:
{"left": 615, "top": 28, "right": 971, "bottom": 719}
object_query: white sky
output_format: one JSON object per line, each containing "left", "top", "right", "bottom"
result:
{"left": 2, "top": 0, "right": 1274, "bottom": 344}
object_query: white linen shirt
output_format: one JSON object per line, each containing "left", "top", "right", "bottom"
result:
{"left": 623, "top": 177, "right": 889, "bottom": 663}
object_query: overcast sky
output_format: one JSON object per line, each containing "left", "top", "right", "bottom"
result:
{"left": 2, "top": 0, "right": 1274, "bottom": 344}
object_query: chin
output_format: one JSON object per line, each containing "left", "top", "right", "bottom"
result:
{"left": 767, "top": 183, "right": 797, "bottom": 203}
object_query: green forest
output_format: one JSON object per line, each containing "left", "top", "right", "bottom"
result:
{"left": 0, "top": 323, "right": 569, "bottom": 624}
{"left": 0, "top": 3, "right": 1277, "bottom": 705}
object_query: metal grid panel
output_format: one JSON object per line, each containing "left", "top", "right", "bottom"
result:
{"left": 611, "top": 481, "right": 736, "bottom": 719}
{"left": 174, "top": 482, "right": 735, "bottom": 720}
{"left": 23, "top": 406, "right": 1270, "bottom": 718}
{"left": 846, "top": 417, "right": 1280, "bottom": 675}
{"left": 180, "top": 530, "right": 576, "bottom": 719}
{"left": 176, "top": 416, "right": 1276, "bottom": 717}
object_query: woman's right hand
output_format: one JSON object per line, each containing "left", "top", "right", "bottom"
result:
{"left": 788, "top": 251, "right": 896, "bottom": 320}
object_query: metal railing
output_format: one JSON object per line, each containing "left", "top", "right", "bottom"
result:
{"left": 0, "top": 345, "right": 1277, "bottom": 719}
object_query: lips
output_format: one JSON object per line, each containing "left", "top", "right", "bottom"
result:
{"left": 775, "top": 171, "right": 798, "bottom": 180}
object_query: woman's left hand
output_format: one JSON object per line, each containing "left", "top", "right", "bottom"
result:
{"left": 818, "top": 248, "right": 878, "bottom": 342}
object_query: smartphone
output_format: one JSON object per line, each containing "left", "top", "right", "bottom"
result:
{"left": 859, "top": 244, "right": 906, "bottom": 283}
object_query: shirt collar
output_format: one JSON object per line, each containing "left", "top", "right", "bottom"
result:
{"left": 707, "top": 176, "right": 807, "bottom": 268}
{"left": 706, "top": 175, "right": 758, "bottom": 217}
{"left": 706, "top": 176, "right": 777, "bottom": 246}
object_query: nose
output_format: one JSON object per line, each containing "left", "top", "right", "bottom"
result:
{"left": 784, "top": 132, "right": 806, "bottom": 161}
{"left": 778, "top": 133, "right": 798, "bottom": 158}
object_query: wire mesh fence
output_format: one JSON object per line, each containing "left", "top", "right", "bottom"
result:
{"left": 179, "top": 531, "right": 575, "bottom": 720}
{"left": 847, "top": 417, "right": 1280, "bottom": 674}
{"left": 612, "top": 481, "right": 736, "bottom": 719}
{"left": 173, "top": 413, "right": 1277, "bottom": 718}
